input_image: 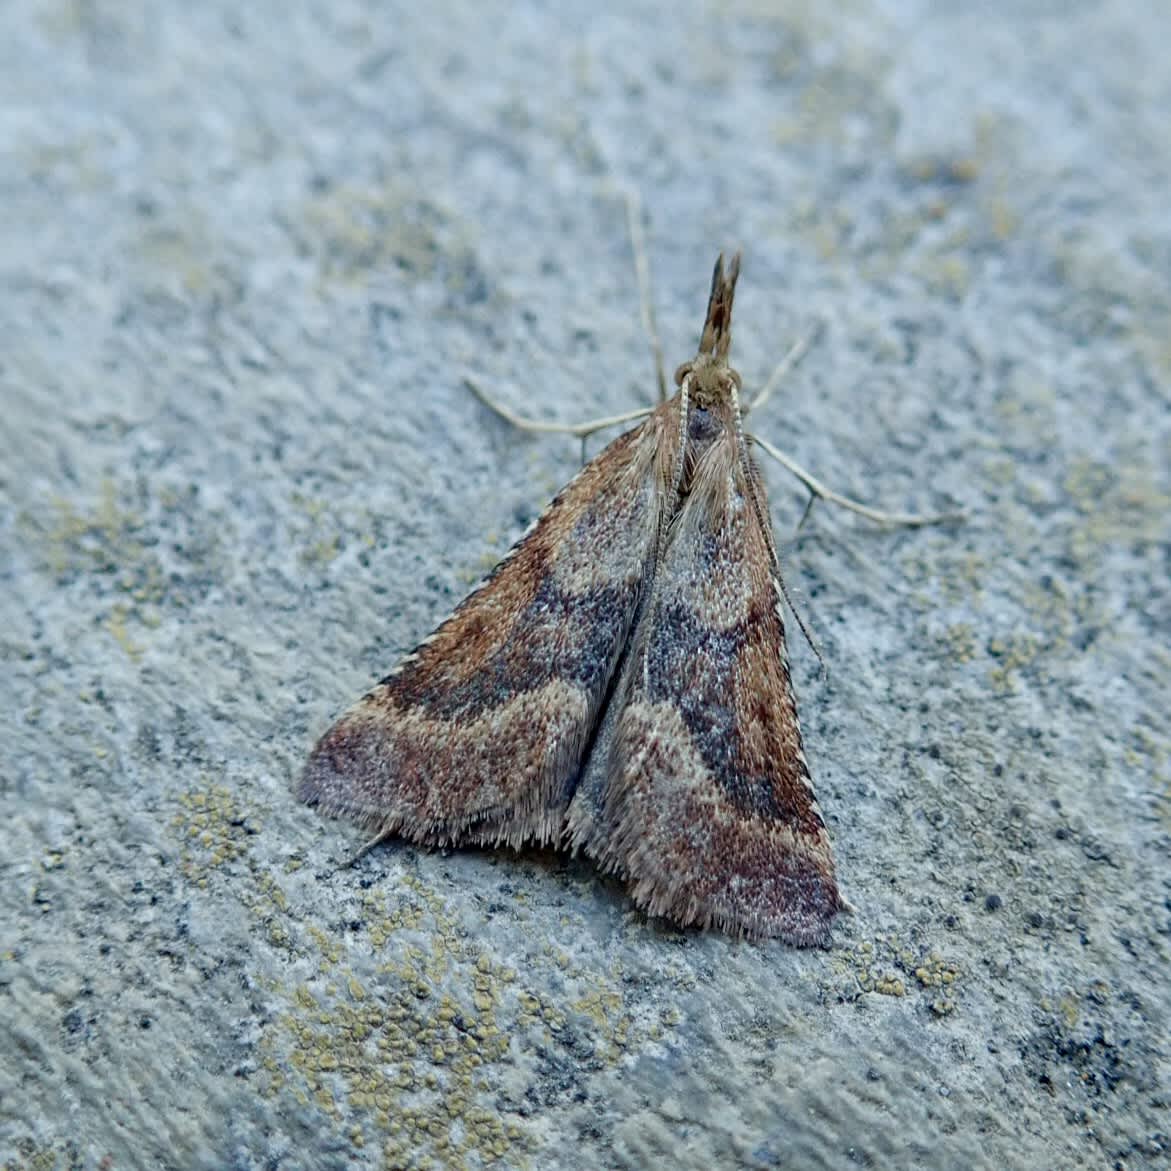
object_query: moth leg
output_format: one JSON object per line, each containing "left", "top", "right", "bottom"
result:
{"left": 624, "top": 189, "right": 668, "bottom": 402}
{"left": 749, "top": 432, "right": 967, "bottom": 528}
{"left": 464, "top": 376, "right": 653, "bottom": 438}
{"left": 796, "top": 492, "right": 817, "bottom": 531}
{"left": 744, "top": 321, "right": 823, "bottom": 414}
{"left": 342, "top": 827, "right": 396, "bottom": 868}
{"left": 773, "top": 560, "right": 827, "bottom": 677}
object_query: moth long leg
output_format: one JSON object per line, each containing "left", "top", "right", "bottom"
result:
{"left": 795, "top": 492, "right": 817, "bottom": 532}
{"left": 749, "top": 432, "right": 967, "bottom": 528}
{"left": 464, "top": 375, "right": 653, "bottom": 438}
{"left": 343, "top": 827, "right": 396, "bottom": 868}
{"left": 744, "top": 323, "right": 823, "bottom": 414}
{"left": 769, "top": 557, "right": 826, "bottom": 677}
{"left": 464, "top": 189, "right": 666, "bottom": 444}
{"left": 624, "top": 189, "right": 668, "bottom": 403}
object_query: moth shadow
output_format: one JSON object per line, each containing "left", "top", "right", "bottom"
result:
{"left": 343, "top": 838, "right": 724, "bottom": 944}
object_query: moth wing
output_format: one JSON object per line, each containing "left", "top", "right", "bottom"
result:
{"left": 298, "top": 412, "right": 674, "bottom": 849}
{"left": 569, "top": 435, "right": 844, "bottom": 944}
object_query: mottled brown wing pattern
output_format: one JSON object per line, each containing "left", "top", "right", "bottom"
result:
{"left": 298, "top": 410, "right": 676, "bottom": 848}
{"left": 298, "top": 253, "right": 859, "bottom": 945}
{"left": 571, "top": 428, "right": 844, "bottom": 944}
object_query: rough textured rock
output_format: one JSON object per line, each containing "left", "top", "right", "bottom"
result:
{"left": 2, "top": 1, "right": 1168, "bottom": 1168}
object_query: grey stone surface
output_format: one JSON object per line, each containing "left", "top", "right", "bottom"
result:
{"left": 2, "top": 0, "right": 1168, "bottom": 1168}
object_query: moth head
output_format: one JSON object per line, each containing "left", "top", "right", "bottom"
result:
{"left": 675, "top": 251, "right": 743, "bottom": 408}
{"left": 675, "top": 353, "right": 742, "bottom": 408}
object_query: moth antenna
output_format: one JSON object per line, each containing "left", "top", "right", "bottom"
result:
{"left": 624, "top": 189, "right": 668, "bottom": 402}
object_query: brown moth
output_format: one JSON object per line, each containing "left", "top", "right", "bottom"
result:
{"left": 299, "top": 255, "right": 846, "bottom": 945}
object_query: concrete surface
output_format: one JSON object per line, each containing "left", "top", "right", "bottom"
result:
{"left": 2, "top": 0, "right": 1168, "bottom": 1168}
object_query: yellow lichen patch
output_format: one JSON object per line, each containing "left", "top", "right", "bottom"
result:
{"left": 987, "top": 633, "right": 1042, "bottom": 693}
{"left": 1065, "top": 453, "right": 1170, "bottom": 557}
{"left": 852, "top": 954, "right": 906, "bottom": 999}
{"left": 1, "top": 1139, "right": 86, "bottom": 1171}
{"left": 1057, "top": 993, "right": 1081, "bottom": 1029}
{"left": 900, "top": 547, "right": 987, "bottom": 608}
{"left": 106, "top": 601, "right": 145, "bottom": 660}
{"left": 261, "top": 882, "right": 529, "bottom": 1168}
{"left": 42, "top": 481, "right": 158, "bottom": 657}
{"left": 170, "top": 784, "right": 256, "bottom": 885}
{"left": 298, "top": 181, "right": 477, "bottom": 290}
{"left": 37, "top": 477, "right": 218, "bottom": 661}
{"left": 308, "top": 925, "right": 343, "bottom": 969}
{"left": 290, "top": 491, "right": 347, "bottom": 567}
{"left": 45, "top": 479, "right": 138, "bottom": 573}
{"left": 261, "top": 879, "right": 687, "bottom": 1168}
{"left": 941, "top": 623, "right": 978, "bottom": 664}
{"left": 905, "top": 156, "right": 982, "bottom": 186}
{"left": 917, "top": 252, "right": 971, "bottom": 300}
{"left": 256, "top": 872, "right": 290, "bottom": 914}
{"left": 915, "top": 952, "right": 962, "bottom": 1016}
{"left": 914, "top": 953, "right": 961, "bottom": 990}
{"left": 42, "top": 477, "right": 174, "bottom": 613}
{"left": 553, "top": 950, "right": 682, "bottom": 1061}
{"left": 845, "top": 940, "right": 962, "bottom": 1012}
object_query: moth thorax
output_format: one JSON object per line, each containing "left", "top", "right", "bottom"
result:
{"left": 686, "top": 402, "right": 725, "bottom": 445}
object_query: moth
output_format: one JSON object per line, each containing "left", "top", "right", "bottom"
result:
{"left": 299, "top": 251, "right": 954, "bottom": 945}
